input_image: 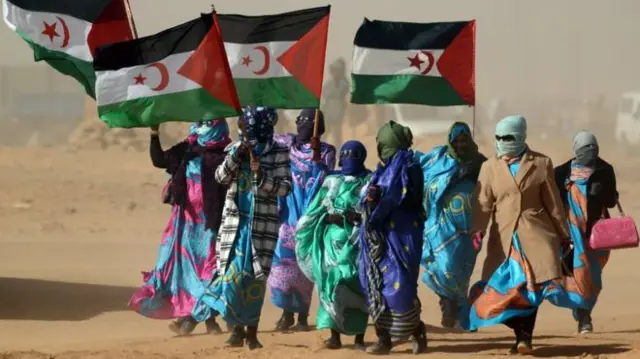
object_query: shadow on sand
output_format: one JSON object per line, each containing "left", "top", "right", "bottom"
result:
{"left": 0, "top": 277, "right": 136, "bottom": 321}
{"left": 433, "top": 341, "right": 630, "bottom": 357}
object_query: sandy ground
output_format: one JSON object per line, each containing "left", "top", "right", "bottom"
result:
{"left": 1, "top": 142, "right": 640, "bottom": 359}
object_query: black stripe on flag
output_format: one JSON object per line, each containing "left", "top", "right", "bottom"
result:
{"left": 354, "top": 19, "right": 471, "bottom": 50}
{"left": 93, "top": 14, "right": 212, "bottom": 71}
{"left": 217, "top": 5, "right": 330, "bottom": 44}
{"left": 7, "top": 0, "right": 114, "bottom": 22}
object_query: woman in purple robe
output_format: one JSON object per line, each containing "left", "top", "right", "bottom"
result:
{"left": 359, "top": 121, "right": 427, "bottom": 355}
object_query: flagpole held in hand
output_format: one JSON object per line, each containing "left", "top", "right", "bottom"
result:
{"left": 209, "top": 4, "right": 259, "bottom": 180}
{"left": 311, "top": 108, "right": 321, "bottom": 163}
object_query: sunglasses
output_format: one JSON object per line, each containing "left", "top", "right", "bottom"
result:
{"left": 196, "top": 120, "right": 215, "bottom": 127}
{"left": 495, "top": 135, "right": 516, "bottom": 142}
{"left": 295, "top": 116, "right": 314, "bottom": 125}
{"left": 340, "top": 149, "right": 364, "bottom": 160}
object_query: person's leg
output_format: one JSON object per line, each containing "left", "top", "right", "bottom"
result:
{"left": 205, "top": 315, "right": 222, "bottom": 334}
{"left": 245, "top": 280, "right": 268, "bottom": 350}
{"left": 324, "top": 329, "right": 342, "bottom": 349}
{"left": 168, "top": 316, "right": 198, "bottom": 336}
{"left": 294, "top": 312, "right": 311, "bottom": 332}
{"left": 225, "top": 325, "right": 246, "bottom": 347}
{"left": 366, "top": 325, "right": 392, "bottom": 355}
{"left": 576, "top": 308, "right": 593, "bottom": 334}
{"left": 439, "top": 296, "right": 459, "bottom": 328}
{"left": 411, "top": 321, "right": 428, "bottom": 354}
{"left": 354, "top": 332, "right": 366, "bottom": 351}
{"left": 504, "top": 309, "right": 537, "bottom": 354}
{"left": 275, "top": 310, "right": 295, "bottom": 331}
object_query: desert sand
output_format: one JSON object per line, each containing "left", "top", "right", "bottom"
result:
{"left": 1, "top": 127, "right": 640, "bottom": 359}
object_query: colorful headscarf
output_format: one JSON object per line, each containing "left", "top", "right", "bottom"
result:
{"left": 238, "top": 106, "right": 278, "bottom": 156}
{"left": 187, "top": 119, "right": 232, "bottom": 148}
{"left": 376, "top": 120, "right": 413, "bottom": 162}
{"left": 295, "top": 108, "right": 325, "bottom": 146}
{"left": 447, "top": 121, "right": 479, "bottom": 161}
{"left": 495, "top": 115, "right": 527, "bottom": 159}
{"left": 573, "top": 130, "right": 599, "bottom": 166}
{"left": 339, "top": 140, "right": 368, "bottom": 176}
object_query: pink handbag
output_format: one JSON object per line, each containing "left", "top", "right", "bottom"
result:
{"left": 588, "top": 201, "right": 639, "bottom": 250}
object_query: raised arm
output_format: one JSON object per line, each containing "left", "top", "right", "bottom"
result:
{"left": 540, "top": 157, "right": 570, "bottom": 239}
{"left": 215, "top": 147, "right": 243, "bottom": 186}
{"left": 471, "top": 161, "right": 495, "bottom": 233}
{"left": 257, "top": 152, "right": 292, "bottom": 197}
{"left": 149, "top": 134, "right": 167, "bottom": 168}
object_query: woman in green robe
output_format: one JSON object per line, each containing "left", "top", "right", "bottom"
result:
{"left": 295, "top": 140, "right": 371, "bottom": 350}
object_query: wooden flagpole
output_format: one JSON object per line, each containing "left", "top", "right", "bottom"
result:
{"left": 312, "top": 108, "right": 321, "bottom": 162}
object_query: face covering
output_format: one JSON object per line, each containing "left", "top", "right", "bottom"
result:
{"left": 295, "top": 108, "right": 325, "bottom": 146}
{"left": 495, "top": 115, "right": 527, "bottom": 158}
{"left": 238, "top": 106, "right": 277, "bottom": 157}
{"left": 573, "top": 131, "right": 599, "bottom": 166}
{"left": 339, "top": 140, "right": 367, "bottom": 176}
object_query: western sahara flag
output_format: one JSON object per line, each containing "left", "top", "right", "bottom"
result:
{"left": 217, "top": 6, "right": 330, "bottom": 108}
{"left": 350, "top": 19, "right": 475, "bottom": 106}
{"left": 93, "top": 13, "right": 241, "bottom": 128}
{"left": 2, "top": 0, "right": 133, "bottom": 98}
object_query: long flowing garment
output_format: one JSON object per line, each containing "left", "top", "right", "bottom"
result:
{"left": 359, "top": 151, "right": 424, "bottom": 339}
{"left": 268, "top": 134, "right": 335, "bottom": 314}
{"left": 295, "top": 174, "right": 371, "bottom": 335}
{"left": 130, "top": 157, "right": 218, "bottom": 321}
{"left": 416, "top": 147, "right": 479, "bottom": 307}
{"left": 203, "top": 162, "right": 266, "bottom": 326}
{"left": 564, "top": 163, "right": 610, "bottom": 317}
{"left": 461, "top": 162, "right": 590, "bottom": 331}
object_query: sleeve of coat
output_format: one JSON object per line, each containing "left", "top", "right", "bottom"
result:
{"left": 258, "top": 152, "right": 292, "bottom": 197}
{"left": 603, "top": 164, "right": 619, "bottom": 208}
{"left": 541, "top": 157, "right": 570, "bottom": 239}
{"left": 215, "top": 152, "right": 242, "bottom": 186}
{"left": 471, "top": 161, "right": 495, "bottom": 233}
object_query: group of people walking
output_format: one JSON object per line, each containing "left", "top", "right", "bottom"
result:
{"left": 128, "top": 106, "right": 619, "bottom": 355}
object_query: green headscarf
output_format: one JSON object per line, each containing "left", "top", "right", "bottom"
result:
{"left": 376, "top": 120, "right": 413, "bottom": 161}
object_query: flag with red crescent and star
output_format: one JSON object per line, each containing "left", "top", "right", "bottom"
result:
{"left": 2, "top": 0, "right": 134, "bottom": 98}
{"left": 350, "top": 18, "right": 475, "bottom": 107}
{"left": 216, "top": 6, "right": 330, "bottom": 109}
{"left": 93, "top": 12, "right": 241, "bottom": 128}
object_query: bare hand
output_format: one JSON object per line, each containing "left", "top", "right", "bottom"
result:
{"left": 250, "top": 158, "right": 261, "bottom": 173}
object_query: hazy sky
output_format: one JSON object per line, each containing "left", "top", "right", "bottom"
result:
{"left": 2, "top": 0, "right": 640, "bottom": 103}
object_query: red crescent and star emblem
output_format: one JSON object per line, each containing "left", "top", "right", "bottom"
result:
{"left": 241, "top": 45, "right": 271, "bottom": 75}
{"left": 133, "top": 62, "right": 170, "bottom": 91}
{"left": 407, "top": 51, "right": 435, "bottom": 75}
{"left": 41, "top": 17, "right": 70, "bottom": 48}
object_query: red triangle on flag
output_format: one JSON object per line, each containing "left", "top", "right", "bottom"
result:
{"left": 436, "top": 20, "right": 475, "bottom": 105}
{"left": 87, "top": 0, "right": 134, "bottom": 58}
{"left": 177, "top": 19, "right": 240, "bottom": 111}
{"left": 276, "top": 15, "right": 330, "bottom": 100}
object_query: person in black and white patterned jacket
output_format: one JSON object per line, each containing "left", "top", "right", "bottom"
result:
{"left": 201, "top": 106, "right": 292, "bottom": 350}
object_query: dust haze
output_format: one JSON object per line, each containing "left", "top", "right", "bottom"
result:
{"left": 1, "top": 1, "right": 639, "bottom": 358}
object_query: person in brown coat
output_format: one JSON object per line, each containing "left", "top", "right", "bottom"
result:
{"left": 459, "top": 115, "right": 583, "bottom": 356}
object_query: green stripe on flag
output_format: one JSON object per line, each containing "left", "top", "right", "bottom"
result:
{"left": 234, "top": 77, "right": 319, "bottom": 109}
{"left": 17, "top": 30, "right": 95, "bottom": 97}
{"left": 350, "top": 74, "right": 466, "bottom": 106}
{"left": 97, "top": 88, "right": 240, "bottom": 128}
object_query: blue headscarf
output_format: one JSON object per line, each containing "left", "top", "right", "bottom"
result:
{"left": 187, "top": 119, "right": 231, "bottom": 148}
{"left": 495, "top": 115, "right": 527, "bottom": 158}
{"left": 339, "top": 140, "right": 368, "bottom": 176}
{"left": 238, "top": 106, "right": 278, "bottom": 156}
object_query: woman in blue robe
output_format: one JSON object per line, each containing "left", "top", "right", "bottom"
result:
{"left": 359, "top": 121, "right": 427, "bottom": 355}
{"left": 415, "top": 122, "right": 486, "bottom": 328}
